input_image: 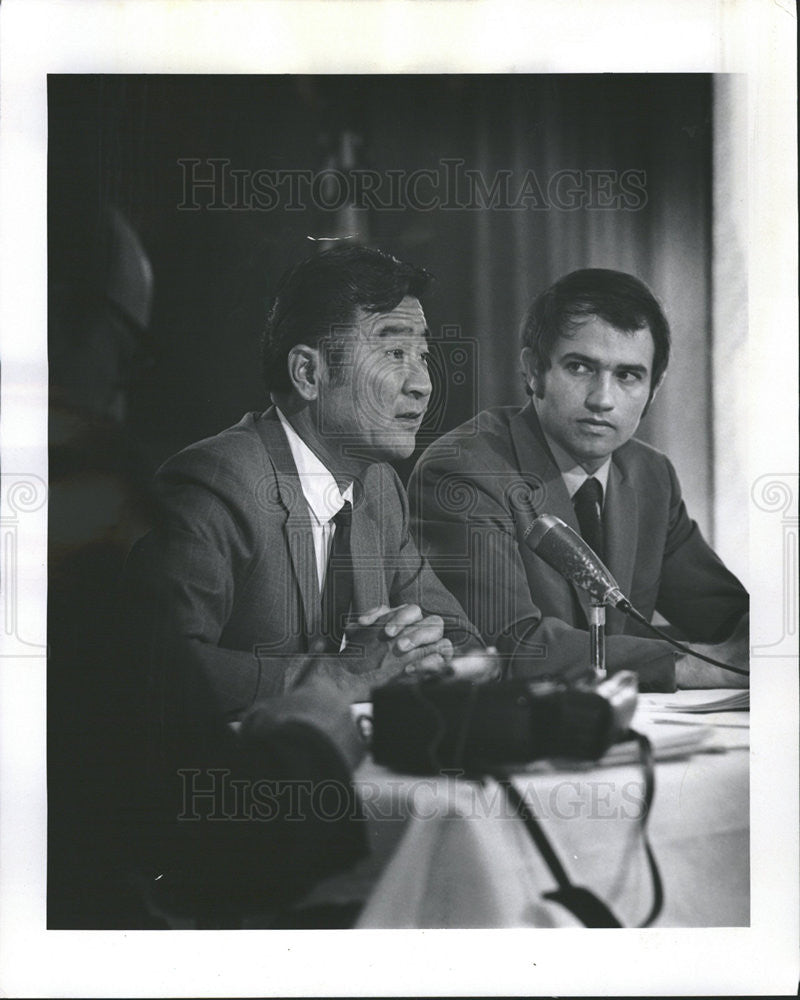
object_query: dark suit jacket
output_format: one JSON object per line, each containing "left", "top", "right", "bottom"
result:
{"left": 126, "top": 408, "right": 481, "bottom": 733}
{"left": 407, "top": 403, "right": 748, "bottom": 692}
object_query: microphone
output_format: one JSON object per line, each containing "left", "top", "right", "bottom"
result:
{"left": 522, "top": 514, "right": 631, "bottom": 610}
{"left": 522, "top": 513, "right": 749, "bottom": 678}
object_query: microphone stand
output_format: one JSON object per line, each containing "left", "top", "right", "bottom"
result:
{"left": 525, "top": 512, "right": 749, "bottom": 678}
{"left": 589, "top": 600, "right": 607, "bottom": 680}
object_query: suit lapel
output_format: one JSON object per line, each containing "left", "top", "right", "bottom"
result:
{"left": 349, "top": 477, "right": 389, "bottom": 613}
{"left": 510, "top": 403, "right": 592, "bottom": 622}
{"left": 604, "top": 458, "right": 638, "bottom": 601}
{"left": 509, "top": 403, "right": 580, "bottom": 529}
{"left": 253, "top": 409, "right": 321, "bottom": 638}
{"left": 254, "top": 409, "right": 390, "bottom": 629}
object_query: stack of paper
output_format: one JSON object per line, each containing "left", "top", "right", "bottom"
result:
{"left": 656, "top": 690, "right": 749, "bottom": 713}
{"left": 599, "top": 719, "right": 717, "bottom": 764}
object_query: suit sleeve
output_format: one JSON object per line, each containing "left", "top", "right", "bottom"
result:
{"left": 408, "top": 449, "right": 678, "bottom": 692}
{"left": 653, "top": 458, "right": 749, "bottom": 642}
{"left": 380, "top": 464, "right": 484, "bottom": 655}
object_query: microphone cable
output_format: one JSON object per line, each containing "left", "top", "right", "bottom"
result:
{"left": 491, "top": 728, "right": 664, "bottom": 929}
{"left": 614, "top": 598, "right": 749, "bottom": 677}
{"left": 521, "top": 508, "right": 749, "bottom": 679}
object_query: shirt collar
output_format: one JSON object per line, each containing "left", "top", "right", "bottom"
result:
{"left": 542, "top": 430, "right": 611, "bottom": 502}
{"left": 276, "top": 408, "right": 352, "bottom": 524}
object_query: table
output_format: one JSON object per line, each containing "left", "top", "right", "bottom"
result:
{"left": 298, "top": 690, "right": 749, "bottom": 928}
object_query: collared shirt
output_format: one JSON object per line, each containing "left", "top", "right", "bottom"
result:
{"left": 276, "top": 408, "right": 353, "bottom": 593}
{"left": 542, "top": 431, "right": 612, "bottom": 504}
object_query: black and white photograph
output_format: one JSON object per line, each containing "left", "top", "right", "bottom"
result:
{"left": 0, "top": 1, "right": 797, "bottom": 997}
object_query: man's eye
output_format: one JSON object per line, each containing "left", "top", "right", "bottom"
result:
{"left": 565, "top": 361, "right": 590, "bottom": 374}
{"left": 617, "top": 370, "right": 643, "bottom": 383}
{"left": 387, "top": 348, "right": 405, "bottom": 361}
{"left": 420, "top": 351, "right": 431, "bottom": 366}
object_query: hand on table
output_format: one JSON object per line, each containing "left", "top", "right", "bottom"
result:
{"left": 343, "top": 606, "right": 501, "bottom": 683}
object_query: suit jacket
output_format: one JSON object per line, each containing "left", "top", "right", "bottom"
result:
{"left": 407, "top": 403, "right": 748, "bottom": 692}
{"left": 125, "top": 408, "right": 481, "bottom": 732}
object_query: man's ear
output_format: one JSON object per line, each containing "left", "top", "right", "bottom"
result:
{"left": 287, "top": 344, "right": 321, "bottom": 400}
{"left": 520, "top": 347, "right": 543, "bottom": 398}
{"left": 642, "top": 371, "right": 665, "bottom": 416}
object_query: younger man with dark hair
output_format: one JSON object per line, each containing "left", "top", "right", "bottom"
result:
{"left": 409, "top": 268, "right": 748, "bottom": 692}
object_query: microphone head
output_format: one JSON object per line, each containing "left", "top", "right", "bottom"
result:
{"left": 522, "top": 512, "right": 561, "bottom": 548}
{"left": 523, "top": 514, "right": 625, "bottom": 606}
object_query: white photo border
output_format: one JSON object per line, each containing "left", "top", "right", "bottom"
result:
{"left": 0, "top": 1, "right": 797, "bottom": 996}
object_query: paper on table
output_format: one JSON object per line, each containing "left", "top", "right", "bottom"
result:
{"left": 656, "top": 690, "right": 749, "bottom": 713}
{"left": 528, "top": 718, "right": 719, "bottom": 771}
{"left": 603, "top": 719, "right": 718, "bottom": 761}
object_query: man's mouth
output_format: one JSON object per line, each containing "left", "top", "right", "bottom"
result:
{"left": 395, "top": 411, "right": 425, "bottom": 423}
{"left": 578, "top": 418, "right": 615, "bottom": 430}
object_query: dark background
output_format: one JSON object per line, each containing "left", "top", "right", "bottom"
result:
{"left": 48, "top": 74, "right": 713, "bottom": 514}
{"left": 46, "top": 72, "right": 719, "bottom": 929}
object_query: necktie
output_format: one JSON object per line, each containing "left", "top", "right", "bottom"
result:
{"left": 321, "top": 501, "right": 353, "bottom": 651}
{"left": 572, "top": 477, "right": 605, "bottom": 561}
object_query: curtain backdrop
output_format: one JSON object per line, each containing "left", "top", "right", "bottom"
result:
{"left": 49, "top": 74, "right": 720, "bottom": 540}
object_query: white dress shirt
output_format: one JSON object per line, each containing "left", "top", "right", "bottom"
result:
{"left": 276, "top": 408, "right": 353, "bottom": 594}
{"left": 542, "top": 432, "right": 611, "bottom": 503}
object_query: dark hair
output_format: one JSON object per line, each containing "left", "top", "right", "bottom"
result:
{"left": 520, "top": 268, "right": 671, "bottom": 403}
{"left": 261, "top": 244, "right": 432, "bottom": 395}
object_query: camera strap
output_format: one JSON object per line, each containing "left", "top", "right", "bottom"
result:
{"left": 627, "top": 728, "right": 664, "bottom": 927}
{"left": 490, "top": 728, "right": 663, "bottom": 929}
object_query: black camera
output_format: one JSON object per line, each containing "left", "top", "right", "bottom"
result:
{"left": 371, "top": 676, "right": 624, "bottom": 775}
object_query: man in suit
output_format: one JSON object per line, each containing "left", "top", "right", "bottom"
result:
{"left": 125, "top": 245, "right": 497, "bottom": 923}
{"left": 129, "top": 245, "right": 495, "bottom": 730}
{"left": 408, "top": 268, "right": 749, "bottom": 693}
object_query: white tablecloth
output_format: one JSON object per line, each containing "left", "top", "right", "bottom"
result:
{"left": 300, "top": 691, "right": 749, "bottom": 928}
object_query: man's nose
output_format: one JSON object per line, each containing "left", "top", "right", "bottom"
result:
{"left": 404, "top": 358, "right": 432, "bottom": 399}
{"left": 585, "top": 372, "right": 615, "bottom": 410}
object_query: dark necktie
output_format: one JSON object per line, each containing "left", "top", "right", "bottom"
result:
{"left": 321, "top": 501, "right": 353, "bottom": 651}
{"left": 572, "top": 477, "right": 605, "bottom": 561}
